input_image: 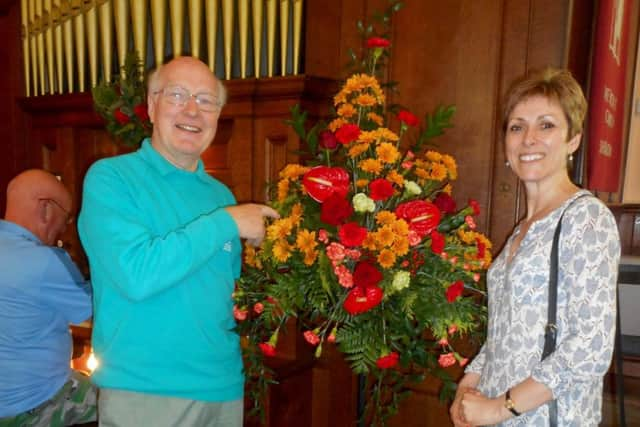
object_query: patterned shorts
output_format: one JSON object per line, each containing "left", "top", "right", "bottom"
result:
{"left": 0, "top": 371, "right": 97, "bottom": 427}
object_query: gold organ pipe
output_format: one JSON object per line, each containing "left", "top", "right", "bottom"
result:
{"left": 29, "top": 0, "right": 38, "bottom": 95}
{"left": 266, "top": 0, "right": 275, "bottom": 77}
{"left": 98, "top": 0, "right": 113, "bottom": 83}
{"left": 279, "top": 0, "right": 288, "bottom": 76}
{"left": 113, "top": 0, "right": 128, "bottom": 78}
{"left": 130, "top": 0, "right": 147, "bottom": 73}
{"left": 251, "top": 0, "right": 262, "bottom": 77}
{"left": 188, "top": 0, "right": 202, "bottom": 58}
{"left": 292, "top": 0, "right": 301, "bottom": 75}
{"left": 85, "top": 1, "right": 98, "bottom": 87}
{"left": 52, "top": 1, "right": 63, "bottom": 93}
{"left": 150, "top": 0, "right": 166, "bottom": 67}
{"left": 238, "top": 0, "right": 248, "bottom": 78}
{"left": 44, "top": 0, "right": 55, "bottom": 93}
{"left": 35, "top": 0, "right": 46, "bottom": 93}
{"left": 169, "top": 0, "right": 184, "bottom": 57}
{"left": 62, "top": 0, "right": 74, "bottom": 92}
{"left": 21, "top": 0, "right": 30, "bottom": 96}
{"left": 221, "top": 0, "right": 233, "bottom": 80}
{"left": 204, "top": 0, "right": 218, "bottom": 72}
{"left": 71, "top": 0, "right": 86, "bottom": 92}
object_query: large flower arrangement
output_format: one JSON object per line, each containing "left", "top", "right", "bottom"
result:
{"left": 92, "top": 52, "right": 151, "bottom": 147}
{"left": 235, "top": 3, "right": 491, "bottom": 424}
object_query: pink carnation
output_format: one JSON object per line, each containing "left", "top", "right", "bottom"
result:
{"left": 438, "top": 352, "right": 456, "bottom": 367}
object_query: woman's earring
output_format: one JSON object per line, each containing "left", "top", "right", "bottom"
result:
{"left": 568, "top": 154, "right": 574, "bottom": 162}
{"left": 505, "top": 161, "right": 511, "bottom": 168}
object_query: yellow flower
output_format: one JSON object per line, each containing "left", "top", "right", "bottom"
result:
{"left": 243, "top": 244, "right": 262, "bottom": 269}
{"left": 359, "top": 158, "right": 383, "bottom": 175}
{"left": 355, "top": 93, "right": 377, "bottom": 107}
{"left": 277, "top": 179, "right": 290, "bottom": 202}
{"left": 337, "top": 103, "right": 357, "bottom": 118}
{"left": 373, "top": 128, "right": 399, "bottom": 142}
{"left": 358, "top": 131, "right": 378, "bottom": 144}
{"left": 328, "top": 118, "right": 346, "bottom": 132}
{"left": 458, "top": 229, "right": 476, "bottom": 244}
{"left": 333, "top": 92, "right": 347, "bottom": 106}
{"left": 296, "top": 229, "right": 318, "bottom": 252}
{"left": 391, "top": 238, "right": 409, "bottom": 257}
{"left": 348, "top": 143, "right": 370, "bottom": 158}
{"left": 425, "top": 150, "right": 442, "bottom": 162}
{"left": 356, "top": 179, "right": 369, "bottom": 188}
{"left": 377, "top": 249, "right": 396, "bottom": 269}
{"left": 376, "top": 225, "right": 396, "bottom": 247}
{"left": 376, "top": 142, "right": 400, "bottom": 164}
{"left": 442, "top": 154, "right": 458, "bottom": 179}
{"left": 442, "top": 183, "right": 453, "bottom": 194}
{"left": 386, "top": 170, "right": 404, "bottom": 186}
{"left": 272, "top": 240, "right": 293, "bottom": 262}
{"left": 415, "top": 167, "right": 429, "bottom": 180}
{"left": 279, "top": 163, "right": 309, "bottom": 180}
{"left": 303, "top": 250, "right": 318, "bottom": 266}
{"left": 429, "top": 162, "right": 448, "bottom": 181}
{"left": 390, "top": 219, "right": 409, "bottom": 236}
{"left": 367, "top": 112, "right": 384, "bottom": 126}
{"left": 267, "top": 218, "right": 294, "bottom": 241}
{"left": 376, "top": 211, "right": 396, "bottom": 225}
{"left": 344, "top": 74, "right": 367, "bottom": 92}
{"left": 362, "top": 233, "right": 379, "bottom": 251}
{"left": 290, "top": 203, "right": 303, "bottom": 226}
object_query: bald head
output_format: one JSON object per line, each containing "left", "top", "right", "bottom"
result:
{"left": 5, "top": 169, "right": 72, "bottom": 245}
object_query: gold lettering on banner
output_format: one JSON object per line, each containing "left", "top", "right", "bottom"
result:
{"left": 189, "top": 0, "right": 203, "bottom": 58}
{"left": 279, "top": 0, "right": 288, "bottom": 76}
{"left": 266, "top": 0, "right": 275, "bottom": 77}
{"left": 205, "top": 0, "right": 218, "bottom": 72}
{"left": 599, "top": 140, "right": 613, "bottom": 157}
{"left": 222, "top": 0, "right": 234, "bottom": 79}
{"left": 98, "top": 0, "right": 113, "bottom": 84}
{"left": 238, "top": 0, "right": 248, "bottom": 78}
{"left": 21, "top": 0, "right": 30, "bottom": 96}
{"left": 131, "top": 0, "right": 148, "bottom": 73}
{"left": 252, "top": 0, "right": 263, "bottom": 77}
{"left": 170, "top": 0, "right": 184, "bottom": 57}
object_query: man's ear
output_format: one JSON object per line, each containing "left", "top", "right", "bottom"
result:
{"left": 147, "top": 93, "right": 156, "bottom": 124}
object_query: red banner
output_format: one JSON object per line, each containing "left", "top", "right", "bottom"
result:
{"left": 587, "top": 0, "right": 631, "bottom": 192}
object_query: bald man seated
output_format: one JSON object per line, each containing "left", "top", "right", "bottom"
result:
{"left": 0, "top": 169, "right": 96, "bottom": 426}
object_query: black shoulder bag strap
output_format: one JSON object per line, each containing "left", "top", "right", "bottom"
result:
{"left": 541, "top": 194, "right": 589, "bottom": 427}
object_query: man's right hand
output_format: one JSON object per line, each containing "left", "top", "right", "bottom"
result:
{"left": 225, "top": 204, "right": 279, "bottom": 246}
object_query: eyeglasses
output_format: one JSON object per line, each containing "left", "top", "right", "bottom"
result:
{"left": 39, "top": 198, "right": 74, "bottom": 225}
{"left": 153, "top": 85, "right": 222, "bottom": 112}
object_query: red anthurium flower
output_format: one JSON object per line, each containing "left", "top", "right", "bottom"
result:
{"left": 397, "top": 110, "right": 419, "bottom": 127}
{"left": 430, "top": 230, "right": 445, "bottom": 254}
{"left": 302, "top": 166, "right": 350, "bottom": 202}
{"left": 113, "top": 108, "right": 130, "bottom": 125}
{"left": 395, "top": 200, "right": 441, "bottom": 238}
{"left": 376, "top": 352, "right": 399, "bottom": 369}
{"left": 445, "top": 280, "right": 464, "bottom": 303}
{"left": 433, "top": 193, "right": 457, "bottom": 214}
{"left": 258, "top": 342, "right": 276, "bottom": 357}
{"left": 343, "top": 285, "right": 384, "bottom": 315}
{"left": 469, "top": 199, "right": 481, "bottom": 215}
{"left": 338, "top": 222, "right": 368, "bottom": 247}
{"left": 353, "top": 261, "right": 383, "bottom": 288}
{"left": 133, "top": 103, "right": 149, "bottom": 122}
{"left": 335, "top": 123, "right": 361, "bottom": 145}
{"left": 366, "top": 37, "right": 391, "bottom": 48}
{"left": 369, "top": 178, "right": 394, "bottom": 201}
{"left": 320, "top": 193, "right": 353, "bottom": 226}
{"left": 318, "top": 130, "right": 339, "bottom": 150}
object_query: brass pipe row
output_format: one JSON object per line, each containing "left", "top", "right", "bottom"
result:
{"left": 20, "top": 0, "right": 304, "bottom": 97}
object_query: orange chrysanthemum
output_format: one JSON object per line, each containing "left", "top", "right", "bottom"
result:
{"left": 376, "top": 225, "right": 396, "bottom": 247}
{"left": 355, "top": 93, "right": 378, "bottom": 107}
{"left": 329, "top": 118, "right": 347, "bottom": 132}
{"left": 375, "top": 211, "right": 397, "bottom": 225}
{"left": 349, "top": 143, "right": 370, "bottom": 158}
{"left": 376, "top": 142, "right": 400, "bottom": 164}
{"left": 359, "top": 158, "right": 383, "bottom": 175}
{"left": 429, "top": 163, "right": 448, "bottom": 181}
{"left": 377, "top": 249, "right": 396, "bottom": 269}
{"left": 337, "top": 103, "right": 357, "bottom": 118}
{"left": 272, "top": 240, "right": 293, "bottom": 262}
{"left": 386, "top": 170, "right": 404, "bottom": 186}
{"left": 296, "top": 229, "right": 318, "bottom": 252}
{"left": 277, "top": 179, "right": 290, "bottom": 202}
{"left": 267, "top": 218, "right": 294, "bottom": 241}
{"left": 442, "top": 154, "right": 458, "bottom": 179}
{"left": 356, "top": 179, "right": 369, "bottom": 188}
{"left": 367, "top": 112, "right": 384, "bottom": 126}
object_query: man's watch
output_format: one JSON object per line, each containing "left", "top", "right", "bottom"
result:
{"left": 504, "top": 389, "right": 521, "bottom": 417}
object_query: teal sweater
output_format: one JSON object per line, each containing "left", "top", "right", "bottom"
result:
{"left": 78, "top": 140, "right": 243, "bottom": 401}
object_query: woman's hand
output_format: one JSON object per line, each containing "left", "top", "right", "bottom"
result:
{"left": 460, "top": 390, "right": 509, "bottom": 426}
{"left": 450, "top": 386, "right": 476, "bottom": 427}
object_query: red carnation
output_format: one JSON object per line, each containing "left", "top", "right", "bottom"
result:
{"left": 366, "top": 37, "right": 391, "bottom": 48}
{"left": 469, "top": 199, "right": 481, "bottom": 215}
{"left": 353, "top": 261, "right": 383, "bottom": 288}
{"left": 335, "top": 124, "right": 361, "bottom": 145}
{"left": 434, "top": 193, "right": 457, "bottom": 214}
{"left": 430, "top": 230, "right": 445, "bottom": 254}
{"left": 321, "top": 193, "right": 353, "bottom": 226}
{"left": 133, "top": 103, "right": 149, "bottom": 122}
{"left": 258, "top": 342, "right": 276, "bottom": 357}
{"left": 338, "top": 222, "right": 368, "bottom": 247}
{"left": 376, "top": 352, "right": 399, "bottom": 369}
{"left": 397, "top": 110, "right": 419, "bottom": 127}
{"left": 319, "top": 130, "right": 339, "bottom": 150}
{"left": 395, "top": 200, "right": 441, "bottom": 238}
{"left": 113, "top": 108, "right": 130, "bottom": 125}
{"left": 369, "top": 179, "right": 394, "bottom": 201}
{"left": 445, "top": 280, "right": 464, "bottom": 303}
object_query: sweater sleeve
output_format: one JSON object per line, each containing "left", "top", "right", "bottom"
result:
{"left": 531, "top": 198, "right": 620, "bottom": 397}
{"left": 78, "top": 160, "right": 240, "bottom": 302}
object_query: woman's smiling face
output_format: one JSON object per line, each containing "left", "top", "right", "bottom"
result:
{"left": 505, "top": 94, "right": 580, "bottom": 186}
